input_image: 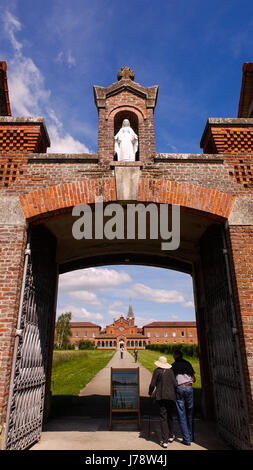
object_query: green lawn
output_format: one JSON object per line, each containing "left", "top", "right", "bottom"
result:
{"left": 51, "top": 349, "right": 115, "bottom": 396}
{"left": 50, "top": 348, "right": 202, "bottom": 417}
{"left": 128, "top": 349, "right": 202, "bottom": 416}
{"left": 50, "top": 349, "right": 115, "bottom": 415}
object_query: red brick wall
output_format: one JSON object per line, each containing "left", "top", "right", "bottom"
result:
{"left": 0, "top": 80, "right": 253, "bottom": 447}
{"left": 104, "top": 318, "right": 138, "bottom": 336}
{"left": 97, "top": 90, "right": 156, "bottom": 162}
{"left": 0, "top": 225, "right": 26, "bottom": 424}
{"left": 69, "top": 325, "right": 100, "bottom": 345}
{"left": 227, "top": 225, "right": 253, "bottom": 434}
{"left": 143, "top": 325, "right": 198, "bottom": 344}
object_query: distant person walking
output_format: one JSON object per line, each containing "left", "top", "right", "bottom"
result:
{"left": 172, "top": 349, "right": 196, "bottom": 446}
{"left": 120, "top": 344, "right": 124, "bottom": 359}
{"left": 148, "top": 356, "right": 177, "bottom": 448}
{"left": 134, "top": 348, "right": 138, "bottom": 362}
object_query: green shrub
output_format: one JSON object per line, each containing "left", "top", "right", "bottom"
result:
{"left": 146, "top": 342, "right": 199, "bottom": 358}
{"left": 78, "top": 340, "right": 96, "bottom": 350}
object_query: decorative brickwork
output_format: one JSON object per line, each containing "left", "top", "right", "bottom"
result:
{"left": 0, "top": 118, "right": 50, "bottom": 155}
{"left": 229, "top": 159, "right": 253, "bottom": 188}
{"left": 0, "top": 64, "right": 253, "bottom": 449}
{"left": 0, "top": 156, "right": 24, "bottom": 188}
{"left": 200, "top": 119, "right": 253, "bottom": 154}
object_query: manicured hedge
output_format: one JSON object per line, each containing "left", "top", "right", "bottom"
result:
{"left": 146, "top": 342, "right": 199, "bottom": 358}
{"left": 78, "top": 340, "right": 96, "bottom": 350}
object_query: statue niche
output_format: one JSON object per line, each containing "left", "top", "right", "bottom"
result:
{"left": 114, "top": 119, "right": 138, "bottom": 162}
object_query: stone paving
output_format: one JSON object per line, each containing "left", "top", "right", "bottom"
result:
{"left": 31, "top": 350, "right": 230, "bottom": 450}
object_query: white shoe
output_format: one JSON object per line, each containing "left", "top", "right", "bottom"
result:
{"left": 168, "top": 435, "right": 175, "bottom": 443}
{"left": 160, "top": 441, "right": 168, "bottom": 448}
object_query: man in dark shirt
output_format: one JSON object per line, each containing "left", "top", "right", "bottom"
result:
{"left": 172, "top": 349, "right": 196, "bottom": 446}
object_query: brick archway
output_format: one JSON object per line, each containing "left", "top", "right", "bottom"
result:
{"left": 19, "top": 178, "right": 234, "bottom": 222}
{"left": 1, "top": 63, "right": 253, "bottom": 450}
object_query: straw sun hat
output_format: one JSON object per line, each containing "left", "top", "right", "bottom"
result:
{"left": 154, "top": 356, "right": 172, "bottom": 369}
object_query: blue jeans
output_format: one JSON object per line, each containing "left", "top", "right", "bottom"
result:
{"left": 176, "top": 386, "right": 194, "bottom": 443}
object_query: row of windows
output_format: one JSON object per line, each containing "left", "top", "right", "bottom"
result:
{"left": 74, "top": 331, "right": 97, "bottom": 337}
{"left": 73, "top": 330, "right": 194, "bottom": 338}
{"left": 147, "top": 330, "right": 193, "bottom": 338}
{"left": 97, "top": 340, "right": 146, "bottom": 347}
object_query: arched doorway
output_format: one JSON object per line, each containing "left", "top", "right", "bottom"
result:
{"left": 3, "top": 192, "right": 252, "bottom": 449}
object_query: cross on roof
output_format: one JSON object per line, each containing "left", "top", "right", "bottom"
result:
{"left": 117, "top": 66, "right": 135, "bottom": 81}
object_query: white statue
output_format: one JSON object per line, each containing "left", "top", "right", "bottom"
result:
{"left": 114, "top": 119, "right": 138, "bottom": 161}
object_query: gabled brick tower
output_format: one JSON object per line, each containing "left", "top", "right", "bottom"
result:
{"left": 94, "top": 66, "right": 158, "bottom": 162}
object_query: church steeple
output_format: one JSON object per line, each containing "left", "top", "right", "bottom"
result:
{"left": 127, "top": 302, "right": 134, "bottom": 326}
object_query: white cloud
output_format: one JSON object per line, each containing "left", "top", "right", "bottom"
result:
{"left": 123, "top": 283, "right": 185, "bottom": 304}
{"left": 59, "top": 268, "right": 132, "bottom": 292}
{"left": 134, "top": 316, "right": 157, "bottom": 327}
{"left": 107, "top": 309, "right": 125, "bottom": 318}
{"left": 46, "top": 108, "right": 90, "bottom": 153}
{"left": 68, "top": 290, "right": 102, "bottom": 307}
{"left": 183, "top": 300, "right": 195, "bottom": 308}
{"left": 109, "top": 300, "right": 124, "bottom": 309}
{"left": 2, "top": 10, "right": 89, "bottom": 154}
{"left": 57, "top": 303, "right": 103, "bottom": 322}
{"left": 56, "top": 50, "right": 76, "bottom": 68}
{"left": 8, "top": 55, "right": 51, "bottom": 116}
{"left": 48, "top": 124, "right": 90, "bottom": 153}
{"left": 3, "top": 10, "right": 22, "bottom": 53}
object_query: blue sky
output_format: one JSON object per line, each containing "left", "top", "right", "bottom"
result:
{"left": 1, "top": 1, "right": 252, "bottom": 326}
{"left": 57, "top": 266, "right": 195, "bottom": 328}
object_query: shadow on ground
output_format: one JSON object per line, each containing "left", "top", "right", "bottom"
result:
{"left": 45, "top": 394, "right": 230, "bottom": 450}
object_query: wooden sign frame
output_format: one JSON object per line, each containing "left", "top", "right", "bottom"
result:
{"left": 109, "top": 367, "right": 140, "bottom": 430}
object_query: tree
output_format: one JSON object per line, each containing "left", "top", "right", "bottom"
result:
{"left": 55, "top": 312, "right": 72, "bottom": 349}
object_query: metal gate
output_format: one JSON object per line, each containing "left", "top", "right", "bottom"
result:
{"left": 4, "top": 226, "right": 57, "bottom": 450}
{"left": 200, "top": 224, "right": 251, "bottom": 449}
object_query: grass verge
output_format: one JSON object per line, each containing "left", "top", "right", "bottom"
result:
{"left": 50, "top": 349, "right": 115, "bottom": 416}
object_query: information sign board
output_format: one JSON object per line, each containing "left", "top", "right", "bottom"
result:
{"left": 109, "top": 368, "right": 140, "bottom": 429}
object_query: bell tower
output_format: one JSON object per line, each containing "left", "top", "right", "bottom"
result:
{"left": 93, "top": 67, "right": 158, "bottom": 163}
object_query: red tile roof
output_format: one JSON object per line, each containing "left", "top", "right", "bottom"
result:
{"left": 70, "top": 322, "right": 101, "bottom": 328}
{"left": 143, "top": 321, "right": 196, "bottom": 328}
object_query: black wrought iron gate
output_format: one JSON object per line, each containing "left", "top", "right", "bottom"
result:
{"left": 200, "top": 224, "right": 251, "bottom": 449}
{"left": 4, "top": 226, "right": 57, "bottom": 450}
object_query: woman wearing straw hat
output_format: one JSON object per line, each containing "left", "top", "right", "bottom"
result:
{"left": 148, "top": 356, "right": 177, "bottom": 448}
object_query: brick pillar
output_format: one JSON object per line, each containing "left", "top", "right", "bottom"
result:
{"left": 0, "top": 199, "right": 27, "bottom": 431}
{"left": 226, "top": 225, "right": 253, "bottom": 445}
